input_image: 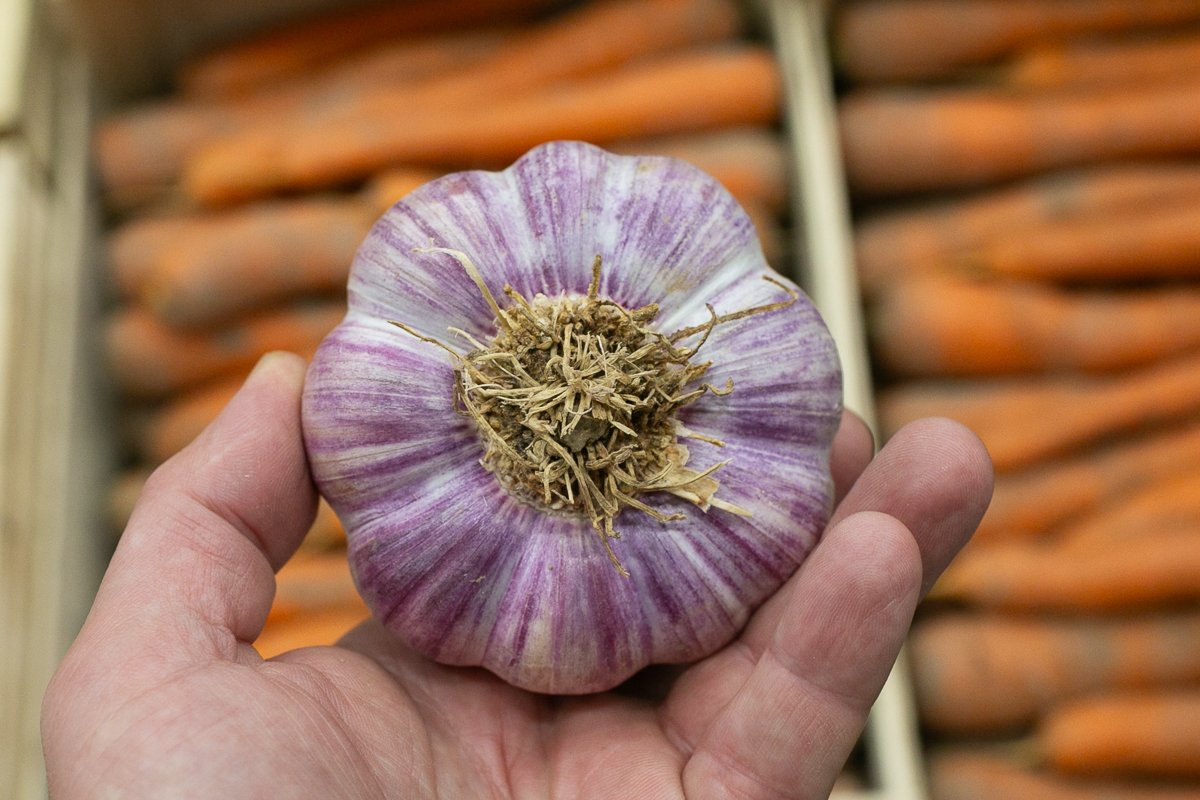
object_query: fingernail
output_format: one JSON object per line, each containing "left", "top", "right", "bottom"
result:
{"left": 248, "top": 350, "right": 285, "bottom": 381}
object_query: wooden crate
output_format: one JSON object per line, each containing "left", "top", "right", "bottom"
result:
{"left": 0, "top": 1, "right": 116, "bottom": 798}
{"left": 0, "top": 1, "right": 926, "bottom": 797}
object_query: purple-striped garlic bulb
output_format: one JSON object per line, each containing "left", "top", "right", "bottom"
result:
{"left": 301, "top": 140, "right": 842, "bottom": 694}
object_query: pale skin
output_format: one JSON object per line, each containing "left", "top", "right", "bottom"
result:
{"left": 42, "top": 351, "right": 992, "bottom": 799}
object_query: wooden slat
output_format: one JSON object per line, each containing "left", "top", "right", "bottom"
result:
{"left": 0, "top": 133, "right": 55, "bottom": 800}
{"left": 0, "top": 0, "right": 32, "bottom": 133}
{"left": 0, "top": 143, "right": 20, "bottom": 793}
{"left": 767, "top": 1, "right": 927, "bottom": 799}
{"left": 0, "top": 19, "right": 109, "bottom": 800}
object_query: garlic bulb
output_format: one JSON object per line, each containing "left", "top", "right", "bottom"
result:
{"left": 301, "top": 140, "right": 842, "bottom": 694}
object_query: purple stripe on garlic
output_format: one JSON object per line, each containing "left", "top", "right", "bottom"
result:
{"left": 301, "top": 140, "right": 842, "bottom": 694}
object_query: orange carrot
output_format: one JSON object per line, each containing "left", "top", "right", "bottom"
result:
{"left": 134, "top": 197, "right": 371, "bottom": 328}
{"left": 367, "top": 128, "right": 787, "bottom": 224}
{"left": 105, "top": 300, "right": 344, "bottom": 398}
{"left": 870, "top": 278, "right": 1200, "bottom": 377}
{"left": 929, "top": 531, "right": 1200, "bottom": 612}
{"left": 967, "top": 204, "right": 1200, "bottom": 282}
{"left": 267, "top": 551, "right": 362, "bottom": 624}
{"left": 977, "top": 420, "right": 1200, "bottom": 543}
{"left": 840, "top": 82, "right": 1200, "bottom": 196}
{"left": 910, "top": 612, "right": 1200, "bottom": 734}
{"left": 606, "top": 127, "right": 789, "bottom": 212}
{"left": 181, "top": 0, "right": 741, "bottom": 204}
{"left": 1004, "top": 30, "right": 1200, "bottom": 91}
{"left": 299, "top": 499, "right": 346, "bottom": 554}
{"left": 1054, "top": 471, "right": 1200, "bottom": 551}
{"left": 285, "top": 28, "right": 515, "bottom": 99}
{"left": 854, "top": 162, "right": 1200, "bottom": 293}
{"left": 1041, "top": 690, "right": 1200, "bottom": 779}
{"left": 833, "top": 0, "right": 1200, "bottom": 84}
{"left": 877, "top": 350, "right": 1200, "bottom": 472}
{"left": 361, "top": 167, "right": 445, "bottom": 216}
{"left": 928, "top": 749, "right": 1200, "bottom": 800}
{"left": 186, "top": 43, "right": 778, "bottom": 206}
{"left": 138, "top": 377, "right": 244, "bottom": 464}
{"left": 107, "top": 213, "right": 207, "bottom": 298}
{"left": 254, "top": 606, "right": 371, "bottom": 659}
{"left": 94, "top": 30, "right": 511, "bottom": 207}
{"left": 112, "top": 0, "right": 735, "bottom": 205}
{"left": 177, "top": 0, "right": 561, "bottom": 99}
{"left": 92, "top": 100, "right": 270, "bottom": 211}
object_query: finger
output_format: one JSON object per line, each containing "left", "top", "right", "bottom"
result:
{"left": 828, "top": 416, "right": 993, "bottom": 598}
{"left": 68, "top": 352, "right": 316, "bottom": 674}
{"left": 662, "top": 416, "right": 990, "bottom": 751}
{"left": 682, "top": 510, "right": 921, "bottom": 800}
{"left": 747, "top": 415, "right": 990, "bottom": 647}
{"left": 830, "top": 408, "right": 874, "bottom": 507}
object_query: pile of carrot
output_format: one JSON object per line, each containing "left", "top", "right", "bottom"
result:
{"left": 96, "top": 0, "right": 793, "bottom": 660}
{"left": 836, "top": 1, "right": 1200, "bottom": 796}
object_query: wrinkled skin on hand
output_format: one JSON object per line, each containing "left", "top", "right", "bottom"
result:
{"left": 42, "top": 351, "right": 991, "bottom": 800}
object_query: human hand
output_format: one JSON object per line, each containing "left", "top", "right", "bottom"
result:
{"left": 42, "top": 351, "right": 992, "bottom": 799}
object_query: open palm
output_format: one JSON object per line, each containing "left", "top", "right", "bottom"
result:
{"left": 42, "top": 352, "right": 991, "bottom": 799}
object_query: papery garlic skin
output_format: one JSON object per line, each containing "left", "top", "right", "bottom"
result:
{"left": 301, "top": 140, "right": 842, "bottom": 694}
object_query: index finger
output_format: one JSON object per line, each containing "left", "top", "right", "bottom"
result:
{"left": 677, "top": 419, "right": 991, "bottom": 798}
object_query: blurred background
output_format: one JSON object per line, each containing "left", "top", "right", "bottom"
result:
{"left": 6, "top": 0, "right": 1200, "bottom": 798}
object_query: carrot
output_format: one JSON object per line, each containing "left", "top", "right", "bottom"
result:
{"left": 299, "top": 499, "right": 346, "bottom": 554}
{"left": 361, "top": 0, "right": 745, "bottom": 110}
{"left": 107, "top": 213, "right": 208, "bottom": 298}
{"left": 181, "top": 0, "right": 741, "bottom": 204}
{"left": 606, "top": 127, "right": 789, "bottom": 212}
{"left": 1040, "top": 690, "right": 1200, "bottom": 779}
{"left": 114, "top": 0, "right": 734, "bottom": 205}
{"left": 137, "top": 377, "right": 244, "bottom": 464}
{"left": 910, "top": 612, "right": 1200, "bottom": 734}
{"left": 967, "top": 204, "right": 1200, "bottom": 282}
{"left": 176, "top": 0, "right": 561, "bottom": 99}
{"left": 134, "top": 197, "right": 371, "bottom": 328}
{"left": 1054, "top": 471, "right": 1200, "bottom": 551}
{"left": 854, "top": 162, "right": 1200, "bottom": 293}
{"left": 185, "top": 43, "right": 777, "bottom": 206}
{"left": 928, "top": 749, "right": 1200, "bottom": 800}
{"left": 840, "top": 82, "right": 1200, "bottom": 196}
{"left": 361, "top": 167, "right": 445, "bottom": 216}
{"left": 92, "top": 100, "right": 272, "bottom": 211}
{"left": 833, "top": 0, "right": 1200, "bottom": 84}
{"left": 977, "top": 420, "right": 1200, "bottom": 543}
{"left": 877, "top": 350, "right": 1200, "bottom": 472}
{"left": 288, "top": 28, "right": 515, "bottom": 100}
{"left": 1004, "top": 30, "right": 1200, "bottom": 92}
{"left": 870, "top": 278, "right": 1200, "bottom": 377}
{"left": 254, "top": 606, "right": 371, "bottom": 659}
{"left": 928, "top": 531, "right": 1200, "bottom": 612}
{"left": 105, "top": 300, "right": 344, "bottom": 398}
{"left": 94, "top": 30, "right": 511, "bottom": 207}
{"left": 267, "top": 551, "right": 363, "bottom": 624}
{"left": 361, "top": 128, "right": 789, "bottom": 225}
{"left": 188, "top": 45, "right": 780, "bottom": 205}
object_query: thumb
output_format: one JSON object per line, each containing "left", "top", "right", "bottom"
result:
{"left": 70, "top": 351, "right": 317, "bottom": 675}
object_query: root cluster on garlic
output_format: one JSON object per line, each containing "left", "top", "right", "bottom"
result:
{"left": 394, "top": 248, "right": 797, "bottom": 575}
